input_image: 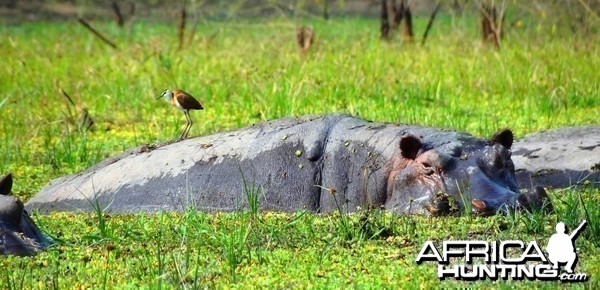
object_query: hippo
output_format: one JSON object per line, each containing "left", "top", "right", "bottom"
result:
{"left": 512, "top": 126, "right": 600, "bottom": 189}
{"left": 27, "top": 114, "right": 549, "bottom": 216}
{"left": 0, "top": 173, "right": 52, "bottom": 256}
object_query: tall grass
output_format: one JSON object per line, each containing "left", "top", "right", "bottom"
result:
{"left": 1, "top": 17, "right": 598, "bottom": 198}
{"left": 553, "top": 185, "right": 600, "bottom": 247}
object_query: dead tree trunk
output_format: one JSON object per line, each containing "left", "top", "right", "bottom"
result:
{"left": 111, "top": 1, "right": 124, "bottom": 27}
{"left": 128, "top": 1, "right": 135, "bottom": 17}
{"left": 401, "top": 0, "right": 413, "bottom": 41}
{"left": 479, "top": 2, "right": 504, "bottom": 49}
{"left": 391, "top": 0, "right": 403, "bottom": 29}
{"left": 178, "top": 8, "right": 186, "bottom": 50}
{"left": 480, "top": 4, "right": 495, "bottom": 42}
{"left": 381, "top": 0, "right": 391, "bottom": 40}
{"left": 126, "top": 1, "right": 136, "bottom": 39}
{"left": 296, "top": 26, "right": 314, "bottom": 54}
{"left": 382, "top": 0, "right": 415, "bottom": 42}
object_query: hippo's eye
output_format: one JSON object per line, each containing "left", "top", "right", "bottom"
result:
{"left": 421, "top": 162, "right": 436, "bottom": 176}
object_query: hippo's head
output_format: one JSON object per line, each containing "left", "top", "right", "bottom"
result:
{"left": 386, "top": 130, "right": 552, "bottom": 215}
{"left": 0, "top": 173, "right": 52, "bottom": 256}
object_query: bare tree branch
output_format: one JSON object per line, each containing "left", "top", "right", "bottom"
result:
{"left": 422, "top": 2, "right": 442, "bottom": 45}
{"left": 78, "top": 18, "right": 118, "bottom": 49}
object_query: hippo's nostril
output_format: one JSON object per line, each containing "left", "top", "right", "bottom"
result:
{"left": 520, "top": 186, "right": 554, "bottom": 213}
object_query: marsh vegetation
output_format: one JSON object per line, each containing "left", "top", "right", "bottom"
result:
{"left": 0, "top": 2, "right": 598, "bottom": 287}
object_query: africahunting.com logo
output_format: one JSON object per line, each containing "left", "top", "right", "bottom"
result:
{"left": 415, "top": 220, "right": 589, "bottom": 282}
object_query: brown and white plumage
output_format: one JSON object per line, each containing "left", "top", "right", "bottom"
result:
{"left": 157, "top": 89, "right": 204, "bottom": 140}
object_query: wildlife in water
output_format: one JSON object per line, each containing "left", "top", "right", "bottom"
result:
{"left": 28, "top": 114, "right": 554, "bottom": 216}
{"left": 157, "top": 89, "right": 204, "bottom": 140}
{"left": 0, "top": 173, "right": 52, "bottom": 256}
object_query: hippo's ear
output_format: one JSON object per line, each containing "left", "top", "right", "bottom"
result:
{"left": 399, "top": 135, "right": 423, "bottom": 160}
{"left": 0, "top": 173, "right": 13, "bottom": 196}
{"left": 492, "top": 129, "right": 513, "bottom": 149}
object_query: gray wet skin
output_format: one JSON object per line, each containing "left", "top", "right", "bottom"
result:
{"left": 0, "top": 174, "right": 52, "bottom": 256}
{"left": 27, "top": 114, "right": 549, "bottom": 215}
{"left": 512, "top": 126, "right": 600, "bottom": 189}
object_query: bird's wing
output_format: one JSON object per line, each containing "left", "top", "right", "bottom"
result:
{"left": 174, "top": 90, "right": 204, "bottom": 110}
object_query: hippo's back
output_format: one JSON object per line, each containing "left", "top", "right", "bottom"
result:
{"left": 512, "top": 126, "right": 600, "bottom": 188}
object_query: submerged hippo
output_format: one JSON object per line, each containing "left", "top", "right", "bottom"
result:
{"left": 0, "top": 174, "right": 52, "bottom": 256}
{"left": 513, "top": 126, "right": 600, "bottom": 189}
{"left": 27, "top": 114, "right": 549, "bottom": 215}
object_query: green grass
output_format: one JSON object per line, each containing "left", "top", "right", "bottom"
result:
{"left": 0, "top": 14, "right": 598, "bottom": 288}
{"left": 2, "top": 190, "right": 599, "bottom": 288}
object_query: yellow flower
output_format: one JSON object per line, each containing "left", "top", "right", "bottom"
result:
{"left": 516, "top": 20, "right": 523, "bottom": 27}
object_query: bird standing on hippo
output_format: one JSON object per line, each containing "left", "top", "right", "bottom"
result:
{"left": 27, "top": 114, "right": 551, "bottom": 215}
{"left": 157, "top": 89, "right": 204, "bottom": 140}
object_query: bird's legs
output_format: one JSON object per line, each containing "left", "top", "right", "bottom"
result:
{"left": 178, "top": 112, "right": 188, "bottom": 140}
{"left": 185, "top": 111, "right": 194, "bottom": 139}
{"left": 179, "top": 110, "right": 193, "bottom": 140}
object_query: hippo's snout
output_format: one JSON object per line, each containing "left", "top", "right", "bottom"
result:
{"left": 471, "top": 186, "right": 553, "bottom": 216}
{"left": 517, "top": 186, "right": 554, "bottom": 213}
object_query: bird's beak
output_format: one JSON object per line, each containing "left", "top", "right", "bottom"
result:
{"left": 156, "top": 95, "right": 163, "bottom": 100}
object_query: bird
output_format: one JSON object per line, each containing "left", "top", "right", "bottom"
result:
{"left": 157, "top": 89, "right": 204, "bottom": 140}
